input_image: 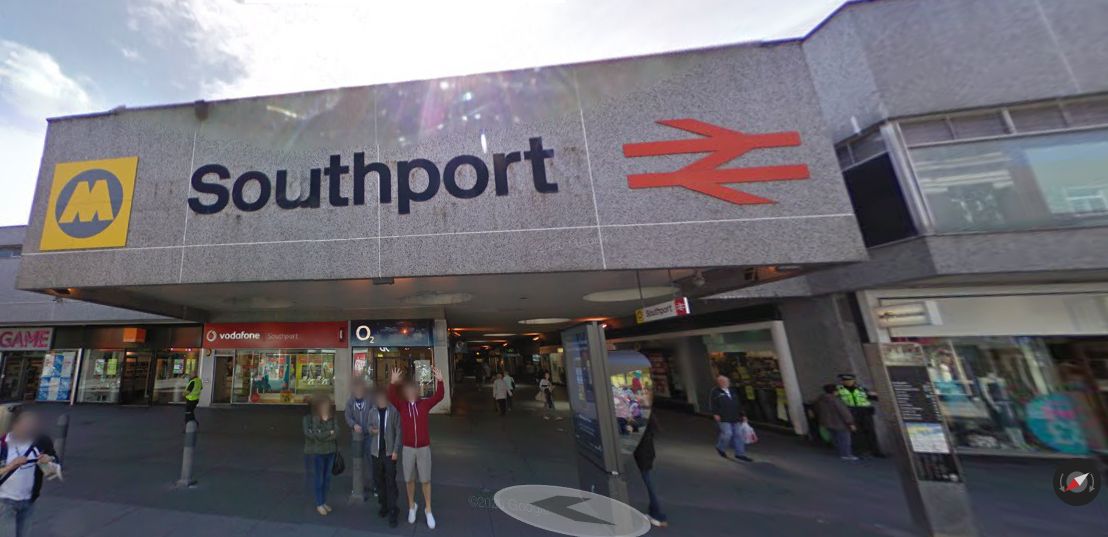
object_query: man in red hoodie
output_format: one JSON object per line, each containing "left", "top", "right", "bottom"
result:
{"left": 388, "top": 366, "right": 444, "bottom": 530}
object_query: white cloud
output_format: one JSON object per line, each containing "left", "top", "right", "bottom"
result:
{"left": 0, "top": 40, "right": 94, "bottom": 121}
{"left": 0, "top": 40, "right": 98, "bottom": 226}
{"left": 127, "top": 0, "right": 846, "bottom": 101}
{"left": 120, "top": 47, "right": 144, "bottom": 62}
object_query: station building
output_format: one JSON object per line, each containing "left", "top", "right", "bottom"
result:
{"left": 4, "top": 0, "right": 1107, "bottom": 457}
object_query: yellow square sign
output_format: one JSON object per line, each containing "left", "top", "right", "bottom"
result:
{"left": 40, "top": 156, "right": 139, "bottom": 251}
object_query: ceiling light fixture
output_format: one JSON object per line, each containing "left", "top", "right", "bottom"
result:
{"left": 402, "top": 291, "right": 474, "bottom": 306}
{"left": 484, "top": 333, "right": 514, "bottom": 337}
{"left": 518, "top": 318, "right": 571, "bottom": 325}
{"left": 583, "top": 286, "right": 675, "bottom": 303}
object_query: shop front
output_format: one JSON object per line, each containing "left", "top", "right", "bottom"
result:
{"left": 350, "top": 319, "right": 436, "bottom": 397}
{"left": 0, "top": 327, "right": 55, "bottom": 402}
{"left": 58, "top": 325, "right": 202, "bottom": 405}
{"left": 861, "top": 287, "right": 1108, "bottom": 457}
{"left": 202, "top": 322, "right": 346, "bottom": 405}
{"left": 609, "top": 321, "right": 807, "bottom": 435}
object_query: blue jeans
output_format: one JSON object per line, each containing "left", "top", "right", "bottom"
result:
{"left": 639, "top": 469, "right": 666, "bottom": 522}
{"left": 308, "top": 453, "right": 335, "bottom": 507}
{"left": 716, "top": 421, "right": 746, "bottom": 456}
{"left": 0, "top": 499, "right": 34, "bottom": 537}
{"left": 832, "top": 429, "right": 853, "bottom": 458}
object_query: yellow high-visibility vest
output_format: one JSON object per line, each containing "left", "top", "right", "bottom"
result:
{"left": 836, "top": 385, "right": 871, "bottom": 407}
{"left": 185, "top": 377, "right": 203, "bottom": 401}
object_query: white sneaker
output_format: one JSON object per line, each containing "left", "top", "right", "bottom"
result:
{"left": 408, "top": 505, "right": 417, "bottom": 524}
{"left": 425, "top": 510, "right": 436, "bottom": 529}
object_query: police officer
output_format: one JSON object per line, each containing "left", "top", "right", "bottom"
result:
{"left": 184, "top": 373, "right": 203, "bottom": 424}
{"left": 835, "top": 373, "right": 883, "bottom": 457}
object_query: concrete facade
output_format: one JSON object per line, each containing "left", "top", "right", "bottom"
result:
{"left": 17, "top": 41, "right": 866, "bottom": 296}
{"left": 805, "top": 0, "right": 1108, "bottom": 142}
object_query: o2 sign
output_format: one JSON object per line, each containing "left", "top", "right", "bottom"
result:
{"left": 348, "top": 320, "right": 433, "bottom": 347}
{"left": 353, "top": 324, "right": 376, "bottom": 344}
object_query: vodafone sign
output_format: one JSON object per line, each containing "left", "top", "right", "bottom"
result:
{"left": 202, "top": 322, "right": 345, "bottom": 349}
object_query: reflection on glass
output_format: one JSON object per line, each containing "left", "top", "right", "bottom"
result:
{"left": 152, "top": 351, "right": 199, "bottom": 404}
{"left": 231, "top": 350, "right": 335, "bottom": 404}
{"left": 911, "top": 336, "right": 1104, "bottom": 455}
{"left": 78, "top": 351, "right": 124, "bottom": 403}
{"left": 909, "top": 128, "right": 1108, "bottom": 232}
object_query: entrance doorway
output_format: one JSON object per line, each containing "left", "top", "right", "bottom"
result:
{"left": 212, "top": 354, "right": 234, "bottom": 404}
{"left": 0, "top": 353, "right": 44, "bottom": 402}
{"left": 119, "top": 352, "right": 153, "bottom": 405}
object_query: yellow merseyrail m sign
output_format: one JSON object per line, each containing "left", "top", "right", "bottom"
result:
{"left": 40, "top": 156, "right": 138, "bottom": 251}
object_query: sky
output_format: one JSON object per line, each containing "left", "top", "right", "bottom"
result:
{"left": 0, "top": 0, "right": 846, "bottom": 227}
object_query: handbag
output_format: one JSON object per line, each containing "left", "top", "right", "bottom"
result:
{"left": 331, "top": 450, "right": 345, "bottom": 476}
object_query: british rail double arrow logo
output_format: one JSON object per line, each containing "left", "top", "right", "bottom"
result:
{"left": 622, "top": 119, "right": 810, "bottom": 204}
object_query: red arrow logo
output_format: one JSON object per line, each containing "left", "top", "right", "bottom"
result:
{"left": 622, "top": 119, "right": 810, "bottom": 204}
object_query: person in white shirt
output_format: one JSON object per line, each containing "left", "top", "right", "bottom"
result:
{"left": 538, "top": 372, "right": 555, "bottom": 411}
{"left": 492, "top": 373, "right": 509, "bottom": 416}
{"left": 0, "top": 408, "right": 61, "bottom": 537}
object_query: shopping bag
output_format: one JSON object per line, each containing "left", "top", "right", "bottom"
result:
{"left": 739, "top": 422, "right": 758, "bottom": 445}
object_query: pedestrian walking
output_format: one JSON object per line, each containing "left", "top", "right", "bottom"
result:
{"left": 0, "top": 408, "right": 61, "bottom": 537}
{"left": 368, "top": 390, "right": 402, "bottom": 528}
{"left": 633, "top": 414, "right": 667, "bottom": 528}
{"left": 183, "top": 372, "right": 202, "bottom": 424}
{"left": 815, "top": 384, "right": 858, "bottom": 460}
{"left": 388, "top": 366, "right": 445, "bottom": 530}
{"left": 344, "top": 380, "right": 373, "bottom": 494}
{"left": 835, "top": 374, "right": 883, "bottom": 457}
{"left": 539, "top": 371, "right": 554, "bottom": 410}
{"left": 503, "top": 371, "right": 515, "bottom": 411}
{"left": 709, "top": 375, "right": 752, "bottom": 462}
{"left": 303, "top": 395, "right": 338, "bottom": 516}
{"left": 493, "top": 373, "right": 509, "bottom": 416}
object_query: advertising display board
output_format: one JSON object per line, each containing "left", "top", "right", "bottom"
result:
{"left": 36, "top": 350, "right": 76, "bottom": 402}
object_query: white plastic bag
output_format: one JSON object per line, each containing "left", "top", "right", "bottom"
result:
{"left": 739, "top": 421, "right": 758, "bottom": 445}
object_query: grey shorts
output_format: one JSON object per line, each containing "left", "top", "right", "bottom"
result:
{"left": 402, "top": 445, "right": 432, "bottom": 483}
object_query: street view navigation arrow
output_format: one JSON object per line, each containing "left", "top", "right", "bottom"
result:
{"left": 494, "top": 484, "right": 651, "bottom": 537}
{"left": 531, "top": 495, "right": 615, "bottom": 525}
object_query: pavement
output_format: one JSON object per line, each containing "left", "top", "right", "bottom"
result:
{"left": 15, "top": 381, "right": 1108, "bottom": 537}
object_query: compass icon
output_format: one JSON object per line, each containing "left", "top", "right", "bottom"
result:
{"left": 1054, "top": 461, "right": 1100, "bottom": 506}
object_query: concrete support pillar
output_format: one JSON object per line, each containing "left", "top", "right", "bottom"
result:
{"left": 673, "top": 336, "right": 713, "bottom": 413}
{"left": 779, "top": 294, "right": 870, "bottom": 403}
{"left": 431, "top": 319, "right": 451, "bottom": 414}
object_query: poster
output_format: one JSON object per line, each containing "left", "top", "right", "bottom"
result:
{"left": 36, "top": 351, "right": 76, "bottom": 402}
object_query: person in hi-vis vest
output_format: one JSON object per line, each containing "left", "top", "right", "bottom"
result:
{"left": 184, "top": 374, "right": 203, "bottom": 424}
{"left": 835, "top": 373, "right": 882, "bottom": 457}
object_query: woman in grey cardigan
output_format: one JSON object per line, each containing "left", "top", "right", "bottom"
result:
{"left": 368, "top": 391, "right": 403, "bottom": 527}
{"left": 304, "top": 395, "right": 338, "bottom": 515}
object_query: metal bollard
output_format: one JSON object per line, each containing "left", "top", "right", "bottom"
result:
{"left": 350, "top": 434, "right": 365, "bottom": 502}
{"left": 52, "top": 414, "right": 69, "bottom": 464}
{"left": 176, "top": 421, "right": 198, "bottom": 488}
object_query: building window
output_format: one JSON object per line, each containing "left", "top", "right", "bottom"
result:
{"left": 842, "top": 154, "right": 918, "bottom": 246}
{"left": 0, "top": 246, "right": 21, "bottom": 258}
{"left": 908, "top": 128, "right": 1108, "bottom": 232}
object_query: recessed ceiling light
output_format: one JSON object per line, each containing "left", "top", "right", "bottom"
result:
{"left": 402, "top": 291, "right": 474, "bottom": 305}
{"left": 484, "top": 333, "right": 514, "bottom": 337}
{"left": 518, "top": 318, "right": 571, "bottom": 325}
{"left": 583, "top": 286, "right": 675, "bottom": 303}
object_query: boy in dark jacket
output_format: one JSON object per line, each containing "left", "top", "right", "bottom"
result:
{"left": 0, "top": 408, "right": 61, "bottom": 537}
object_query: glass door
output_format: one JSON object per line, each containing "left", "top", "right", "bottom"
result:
{"left": 152, "top": 350, "right": 199, "bottom": 404}
{"left": 119, "top": 352, "right": 153, "bottom": 405}
{"left": 212, "top": 354, "right": 234, "bottom": 404}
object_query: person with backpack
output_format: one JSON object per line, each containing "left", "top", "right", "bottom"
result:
{"left": 1, "top": 408, "right": 61, "bottom": 537}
